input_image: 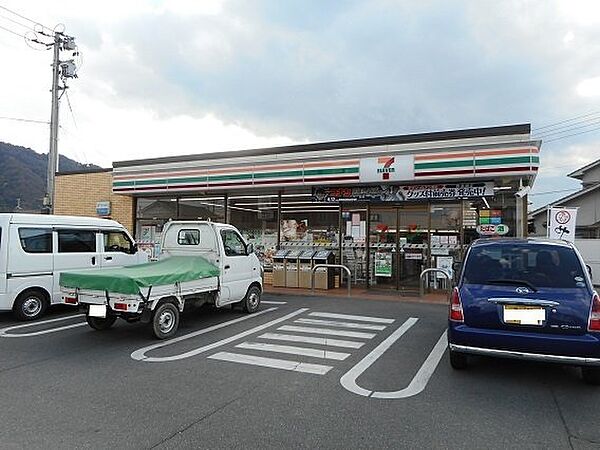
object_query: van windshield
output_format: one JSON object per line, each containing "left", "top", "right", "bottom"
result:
{"left": 463, "top": 244, "right": 587, "bottom": 289}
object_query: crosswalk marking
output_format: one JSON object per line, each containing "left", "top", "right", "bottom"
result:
{"left": 278, "top": 325, "right": 376, "bottom": 339}
{"left": 294, "top": 318, "right": 387, "bottom": 331}
{"left": 208, "top": 352, "right": 333, "bottom": 375}
{"left": 258, "top": 333, "right": 365, "bottom": 349}
{"left": 308, "top": 312, "right": 395, "bottom": 324}
{"left": 236, "top": 342, "right": 351, "bottom": 360}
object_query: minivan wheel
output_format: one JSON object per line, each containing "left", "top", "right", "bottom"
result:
{"left": 582, "top": 367, "right": 600, "bottom": 385}
{"left": 13, "top": 290, "right": 48, "bottom": 321}
{"left": 86, "top": 315, "right": 117, "bottom": 331}
{"left": 449, "top": 349, "right": 469, "bottom": 370}
{"left": 242, "top": 286, "right": 261, "bottom": 313}
{"left": 152, "top": 302, "right": 179, "bottom": 340}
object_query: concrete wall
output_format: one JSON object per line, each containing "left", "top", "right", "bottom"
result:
{"left": 54, "top": 170, "right": 135, "bottom": 234}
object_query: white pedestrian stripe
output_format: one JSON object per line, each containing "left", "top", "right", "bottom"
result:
{"left": 261, "top": 301, "right": 287, "bottom": 305}
{"left": 209, "top": 352, "right": 333, "bottom": 375}
{"left": 236, "top": 341, "right": 351, "bottom": 360}
{"left": 294, "top": 318, "right": 387, "bottom": 331}
{"left": 258, "top": 333, "right": 364, "bottom": 349}
{"left": 308, "top": 312, "right": 395, "bottom": 324}
{"left": 278, "top": 325, "right": 376, "bottom": 340}
{"left": 0, "top": 314, "right": 86, "bottom": 338}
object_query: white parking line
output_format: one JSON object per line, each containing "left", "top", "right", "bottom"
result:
{"left": 294, "top": 318, "right": 387, "bottom": 331}
{"left": 208, "top": 352, "right": 333, "bottom": 375}
{"left": 258, "top": 333, "right": 365, "bottom": 349}
{"left": 308, "top": 312, "right": 395, "bottom": 324}
{"left": 278, "top": 325, "right": 376, "bottom": 340}
{"left": 340, "top": 318, "right": 448, "bottom": 399}
{"left": 236, "top": 341, "right": 351, "bottom": 360}
{"left": 261, "top": 301, "right": 287, "bottom": 305}
{"left": 0, "top": 314, "right": 86, "bottom": 338}
{"left": 131, "top": 308, "right": 307, "bottom": 362}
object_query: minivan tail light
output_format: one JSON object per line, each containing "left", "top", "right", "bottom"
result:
{"left": 588, "top": 292, "right": 600, "bottom": 332}
{"left": 449, "top": 287, "right": 464, "bottom": 322}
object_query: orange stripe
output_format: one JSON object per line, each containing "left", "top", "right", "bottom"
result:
{"left": 303, "top": 159, "right": 359, "bottom": 168}
{"left": 414, "top": 147, "right": 538, "bottom": 161}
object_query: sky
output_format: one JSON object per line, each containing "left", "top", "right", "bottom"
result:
{"left": 0, "top": 0, "right": 600, "bottom": 210}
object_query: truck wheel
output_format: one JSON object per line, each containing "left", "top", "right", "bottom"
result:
{"left": 582, "top": 367, "right": 600, "bottom": 385}
{"left": 449, "top": 349, "right": 468, "bottom": 370}
{"left": 152, "top": 302, "right": 179, "bottom": 339}
{"left": 86, "top": 315, "right": 117, "bottom": 331}
{"left": 13, "top": 290, "right": 48, "bottom": 321}
{"left": 242, "top": 286, "right": 261, "bottom": 313}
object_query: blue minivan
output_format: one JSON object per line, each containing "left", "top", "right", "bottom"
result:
{"left": 448, "top": 238, "right": 600, "bottom": 384}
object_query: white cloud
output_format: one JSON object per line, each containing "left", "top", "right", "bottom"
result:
{"left": 576, "top": 76, "right": 600, "bottom": 97}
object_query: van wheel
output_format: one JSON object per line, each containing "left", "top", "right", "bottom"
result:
{"left": 242, "top": 286, "right": 261, "bottom": 313}
{"left": 86, "top": 315, "right": 117, "bottom": 331}
{"left": 449, "top": 349, "right": 469, "bottom": 370}
{"left": 582, "top": 367, "right": 600, "bottom": 385}
{"left": 13, "top": 290, "right": 48, "bottom": 321}
{"left": 152, "top": 303, "right": 179, "bottom": 339}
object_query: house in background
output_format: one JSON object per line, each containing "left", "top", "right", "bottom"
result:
{"left": 529, "top": 158, "right": 600, "bottom": 238}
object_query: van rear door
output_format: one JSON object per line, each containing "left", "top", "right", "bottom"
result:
{"left": 460, "top": 243, "right": 592, "bottom": 335}
{"left": 52, "top": 228, "right": 100, "bottom": 300}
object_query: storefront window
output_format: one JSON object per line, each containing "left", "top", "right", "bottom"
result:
{"left": 280, "top": 194, "right": 339, "bottom": 248}
{"left": 178, "top": 197, "right": 225, "bottom": 222}
{"left": 135, "top": 198, "right": 178, "bottom": 259}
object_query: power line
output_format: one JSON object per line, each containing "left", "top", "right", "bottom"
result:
{"left": 534, "top": 118, "right": 600, "bottom": 139}
{"left": 544, "top": 125, "right": 600, "bottom": 143}
{"left": 0, "top": 22, "right": 24, "bottom": 38}
{"left": 0, "top": 12, "right": 34, "bottom": 30}
{"left": 0, "top": 4, "right": 52, "bottom": 32}
{"left": 533, "top": 110, "right": 600, "bottom": 132}
{"left": 0, "top": 115, "right": 49, "bottom": 124}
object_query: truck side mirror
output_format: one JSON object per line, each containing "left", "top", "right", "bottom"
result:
{"left": 586, "top": 264, "right": 593, "bottom": 280}
{"left": 246, "top": 243, "right": 254, "bottom": 255}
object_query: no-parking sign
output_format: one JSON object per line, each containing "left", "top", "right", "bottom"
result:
{"left": 548, "top": 207, "right": 578, "bottom": 242}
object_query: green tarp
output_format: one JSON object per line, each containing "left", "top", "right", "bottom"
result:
{"left": 60, "top": 255, "right": 220, "bottom": 295}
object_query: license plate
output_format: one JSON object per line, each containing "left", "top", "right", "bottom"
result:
{"left": 88, "top": 304, "right": 107, "bottom": 318}
{"left": 503, "top": 305, "right": 545, "bottom": 326}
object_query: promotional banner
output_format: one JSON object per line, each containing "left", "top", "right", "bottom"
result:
{"left": 313, "top": 182, "right": 494, "bottom": 203}
{"left": 548, "top": 207, "right": 578, "bottom": 242}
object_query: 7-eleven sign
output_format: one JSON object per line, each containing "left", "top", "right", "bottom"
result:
{"left": 359, "top": 155, "right": 414, "bottom": 183}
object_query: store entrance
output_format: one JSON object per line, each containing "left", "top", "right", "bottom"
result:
{"left": 368, "top": 206, "right": 429, "bottom": 292}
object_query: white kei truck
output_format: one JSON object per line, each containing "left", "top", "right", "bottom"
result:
{"left": 60, "top": 221, "right": 263, "bottom": 339}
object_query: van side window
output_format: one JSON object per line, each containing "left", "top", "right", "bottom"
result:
{"left": 103, "top": 231, "right": 134, "bottom": 254}
{"left": 178, "top": 229, "right": 200, "bottom": 245}
{"left": 58, "top": 229, "right": 96, "bottom": 253}
{"left": 19, "top": 228, "right": 52, "bottom": 253}
{"left": 220, "top": 229, "right": 247, "bottom": 256}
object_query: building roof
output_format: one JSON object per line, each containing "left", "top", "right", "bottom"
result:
{"left": 56, "top": 167, "right": 112, "bottom": 176}
{"left": 567, "top": 158, "right": 600, "bottom": 180}
{"left": 113, "top": 123, "right": 531, "bottom": 168}
{"left": 530, "top": 182, "right": 600, "bottom": 218}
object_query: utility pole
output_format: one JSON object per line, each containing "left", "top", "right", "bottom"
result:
{"left": 42, "top": 31, "right": 78, "bottom": 214}
{"left": 45, "top": 32, "right": 61, "bottom": 213}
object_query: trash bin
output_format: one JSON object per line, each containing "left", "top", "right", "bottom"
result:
{"left": 272, "top": 249, "right": 289, "bottom": 287}
{"left": 313, "top": 250, "right": 334, "bottom": 290}
{"left": 285, "top": 249, "right": 302, "bottom": 288}
{"left": 298, "top": 250, "right": 316, "bottom": 288}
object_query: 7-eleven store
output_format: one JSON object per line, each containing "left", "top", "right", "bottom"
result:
{"left": 108, "top": 123, "right": 540, "bottom": 294}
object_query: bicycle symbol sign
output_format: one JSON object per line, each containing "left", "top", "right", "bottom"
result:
{"left": 555, "top": 210, "right": 571, "bottom": 224}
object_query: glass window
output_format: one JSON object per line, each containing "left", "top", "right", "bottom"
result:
{"left": 103, "top": 231, "right": 134, "bottom": 253}
{"left": 179, "top": 197, "right": 225, "bottom": 222}
{"left": 19, "top": 228, "right": 52, "bottom": 254}
{"left": 58, "top": 230, "right": 96, "bottom": 253}
{"left": 220, "top": 229, "right": 247, "bottom": 256}
{"left": 463, "top": 244, "right": 586, "bottom": 289}
{"left": 178, "top": 229, "right": 200, "bottom": 245}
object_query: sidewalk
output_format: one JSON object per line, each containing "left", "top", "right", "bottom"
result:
{"left": 264, "top": 285, "right": 449, "bottom": 305}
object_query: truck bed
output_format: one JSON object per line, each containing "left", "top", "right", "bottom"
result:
{"left": 60, "top": 255, "right": 220, "bottom": 297}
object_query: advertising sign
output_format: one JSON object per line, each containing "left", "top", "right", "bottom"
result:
{"left": 374, "top": 252, "right": 393, "bottom": 277}
{"left": 476, "top": 224, "right": 509, "bottom": 236}
{"left": 313, "top": 182, "right": 494, "bottom": 203}
{"left": 359, "top": 155, "right": 414, "bottom": 183}
{"left": 436, "top": 256, "right": 454, "bottom": 279}
{"left": 548, "top": 207, "right": 578, "bottom": 242}
{"left": 96, "top": 201, "right": 111, "bottom": 217}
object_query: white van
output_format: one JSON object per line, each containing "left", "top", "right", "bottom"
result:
{"left": 0, "top": 214, "right": 147, "bottom": 320}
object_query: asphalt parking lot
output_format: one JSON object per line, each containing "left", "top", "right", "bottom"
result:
{"left": 0, "top": 294, "right": 599, "bottom": 449}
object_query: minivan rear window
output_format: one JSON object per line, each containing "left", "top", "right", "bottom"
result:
{"left": 58, "top": 230, "right": 96, "bottom": 253}
{"left": 463, "top": 244, "right": 587, "bottom": 289}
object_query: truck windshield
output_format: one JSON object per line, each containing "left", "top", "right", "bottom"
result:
{"left": 463, "top": 244, "right": 587, "bottom": 289}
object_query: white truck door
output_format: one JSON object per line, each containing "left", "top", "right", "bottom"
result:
{"left": 219, "top": 228, "right": 253, "bottom": 302}
{"left": 100, "top": 229, "right": 141, "bottom": 267}
{"left": 52, "top": 228, "right": 100, "bottom": 300}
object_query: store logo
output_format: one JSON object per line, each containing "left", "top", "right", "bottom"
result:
{"left": 377, "top": 157, "right": 396, "bottom": 180}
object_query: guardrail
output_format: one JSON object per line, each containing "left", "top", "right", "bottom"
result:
{"left": 419, "top": 268, "right": 452, "bottom": 299}
{"left": 311, "top": 264, "right": 352, "bottom": 297}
